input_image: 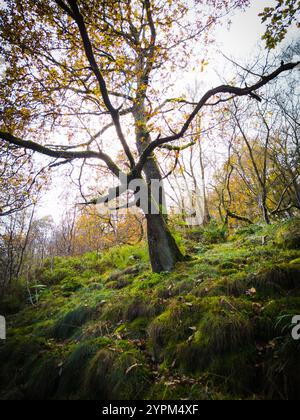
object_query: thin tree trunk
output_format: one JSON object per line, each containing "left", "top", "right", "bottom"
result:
{"left": 133, "top": 83, "right": 183, "bottom": 271}
{"left": 16, "top": 205, "right": 35, "bottom": 279}
{"left": 261, "top": 196, "right": 271, "bottom": 224}
{"left": 199, "top": 141, "right": 211, "bottom": 225}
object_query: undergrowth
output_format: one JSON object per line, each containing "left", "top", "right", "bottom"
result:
{"left": 0, "top": 218, "right": 299, "bottom": 400}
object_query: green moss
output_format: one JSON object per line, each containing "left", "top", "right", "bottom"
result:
{"left": 206, "top": 272, "right": 248, "bottom": 297}
{"left": 0, "top": 336, "right": 46, "bottom": 397}
{"left": 24, "top": 355, "right": 60, "bottom": 400}
{"left": 254, "top": 297, "right": 300, "bottom": 342}
{"left": 148, "top": 297, "right": 254, "bottom": 371}
{"left": 148, "top": 299, "right": 205, "bottom": 362}
{"left": 275, "top": 218, "right": 300, "bottom": 250}
{"left": 101, "top": 292, "right": 163, "bottom": 327}
{"left": 211, "top": 264, "right": 300, "bottom": 299}
{"left": 219, "top": 261, "right": 240, "bottom": 270}
{"left": 149, "top": 298, "right": 252, "bottom": 369}
{"left": 84, "top": 342, "right": 152, "bottom": 400}
{"left": 250, "top": 265, "right": 300, "bottom": 295}
{"left": 208, "top": 349, "right": 257, "bottom": 395}
{"left": 51, "top": 306, "right": 97, "bottom": 340}
{"left": 114, "top": 317, "right": 150, "bottom": 340}
{"left": 176, "top": 299, "right": 254, "bottom": 373}
{"left": 263, "top": 336, "right": 300, "bottom": 400}
{"left": 1, "top": 220, "right": 300, "bottom": 400}
{"left": 57, "top": 338, "right": 111, "bottom": 399}
{"left": 105, "top": 278, "right": 132, "bottom": 290}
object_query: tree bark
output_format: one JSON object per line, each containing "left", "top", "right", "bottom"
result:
{"left": 134, "top": 115, "right": 184, "bottom": 272}
{"left": 261, "top": 198, "right": 271, "bottom": 225}
{"left": 146, "top": 212, "right": 185, "bottom": 273}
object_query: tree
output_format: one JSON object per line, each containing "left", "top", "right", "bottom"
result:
{"left": 0, "top": 207, "right": 35, "bottom": 294}
{"left": 0, "top": 145, "right": 48, "bottom": 217}
{"left": 74, "top": 206, "right": 145, "bottom": 254}
{"left": 0, "top": 0, "right": 299, "bottom": 272}
{"left": 209, "top": 52, "right": 300, "bottom": 226}
{"left": 229, "top": 100, "right": 273, "bottom": 224}
{"left": 260, "top": 0, "right": 300, "bottom": 49}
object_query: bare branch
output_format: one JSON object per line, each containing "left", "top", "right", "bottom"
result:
{"left": 63, "top": 0, "right": 135, "bottom": 168}
{"left": 0, "top": 131, "right": 122, "bottom": 177}
{"left": 134, "top": 61, "right": 300, "bottom": 175}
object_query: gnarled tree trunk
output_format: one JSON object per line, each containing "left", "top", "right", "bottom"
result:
{"left": 146, "top": 212, "right": 184, "bottom": 273}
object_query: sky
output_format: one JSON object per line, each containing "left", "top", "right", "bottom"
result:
{"left": 215, "top": 0, "right": 276, "bottom": 58}
{"left": 33, "top": 0, "right": 299, "bottom": 220}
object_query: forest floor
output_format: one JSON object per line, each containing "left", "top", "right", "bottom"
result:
{"left": 0, "top": 219, "right": 300, "bottom": 400}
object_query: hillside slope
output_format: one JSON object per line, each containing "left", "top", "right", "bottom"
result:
{"left": 0, "top": 219, "right": 300, "bottom": 400}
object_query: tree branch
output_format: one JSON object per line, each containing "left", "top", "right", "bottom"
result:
{"left": 159, "top": 141, "right": 196, "bottom": 151}
{"left": 134, "top": 61, "right": 300, "bottom": 175}
{"left": 226, "top": 210, "right": 254, "bottom": 225}
{"left": 0, "top": 132, "right": 122, "bottom": 177}
{"left": 271, "top": 173, "right": 300, "bottom": 215}
{"left": 54, "top": 0, "right": 74, "bottom": 18}
{"left": 63, "top": 0, "right": 135, "bottom": 168}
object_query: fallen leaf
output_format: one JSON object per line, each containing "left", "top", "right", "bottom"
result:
{"left": 246, "top": 287, "right": 257, "bottom": 296}
{"left": 126, "top": 363, "right": 142, "bottom": 375}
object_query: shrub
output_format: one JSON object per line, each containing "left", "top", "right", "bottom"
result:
{"left": 0, "top": 293, "right": 24, "bottom": 315}
{"left": 41, "top": 267, "right": 76, "bottom": 286}
{"left": 234, "top": 224, "right": 263, "bottom": 237}
{"left": 185, "top": 221, "right": 227, "bottom": 245}
{"left": 100, "top": 244, "right": 148, "bottom": 271}
{"left": 60, "top": 276, "right": 85, "bottom": 295}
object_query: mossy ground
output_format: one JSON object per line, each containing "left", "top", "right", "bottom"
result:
{"left": 0, "top": 219, "right": 300, "bottom": 400}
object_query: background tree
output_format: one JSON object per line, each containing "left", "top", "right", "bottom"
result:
{"left": 208, "top": 49, "right": 300, "bottom": 226}
{"left": 72, "top": 206, "right": 145, "bottom": 254}
{"left": 0, "top": 146, "right": 48, "bottom": 217}
{"left": 0, "top": 207, "right": 35, "bottom": 294}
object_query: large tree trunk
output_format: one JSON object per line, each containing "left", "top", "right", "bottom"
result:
{"left": 136, "top": 131, "right": 167, "bottom": 216}
{"left": 134, "top": 104, "right": 183, "bottom": 272}
{"left": 139, "top": 145, "right": 184, "bottom": 272}
{"left": 146, "top": 212, "right": 184, "bottom": 273}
